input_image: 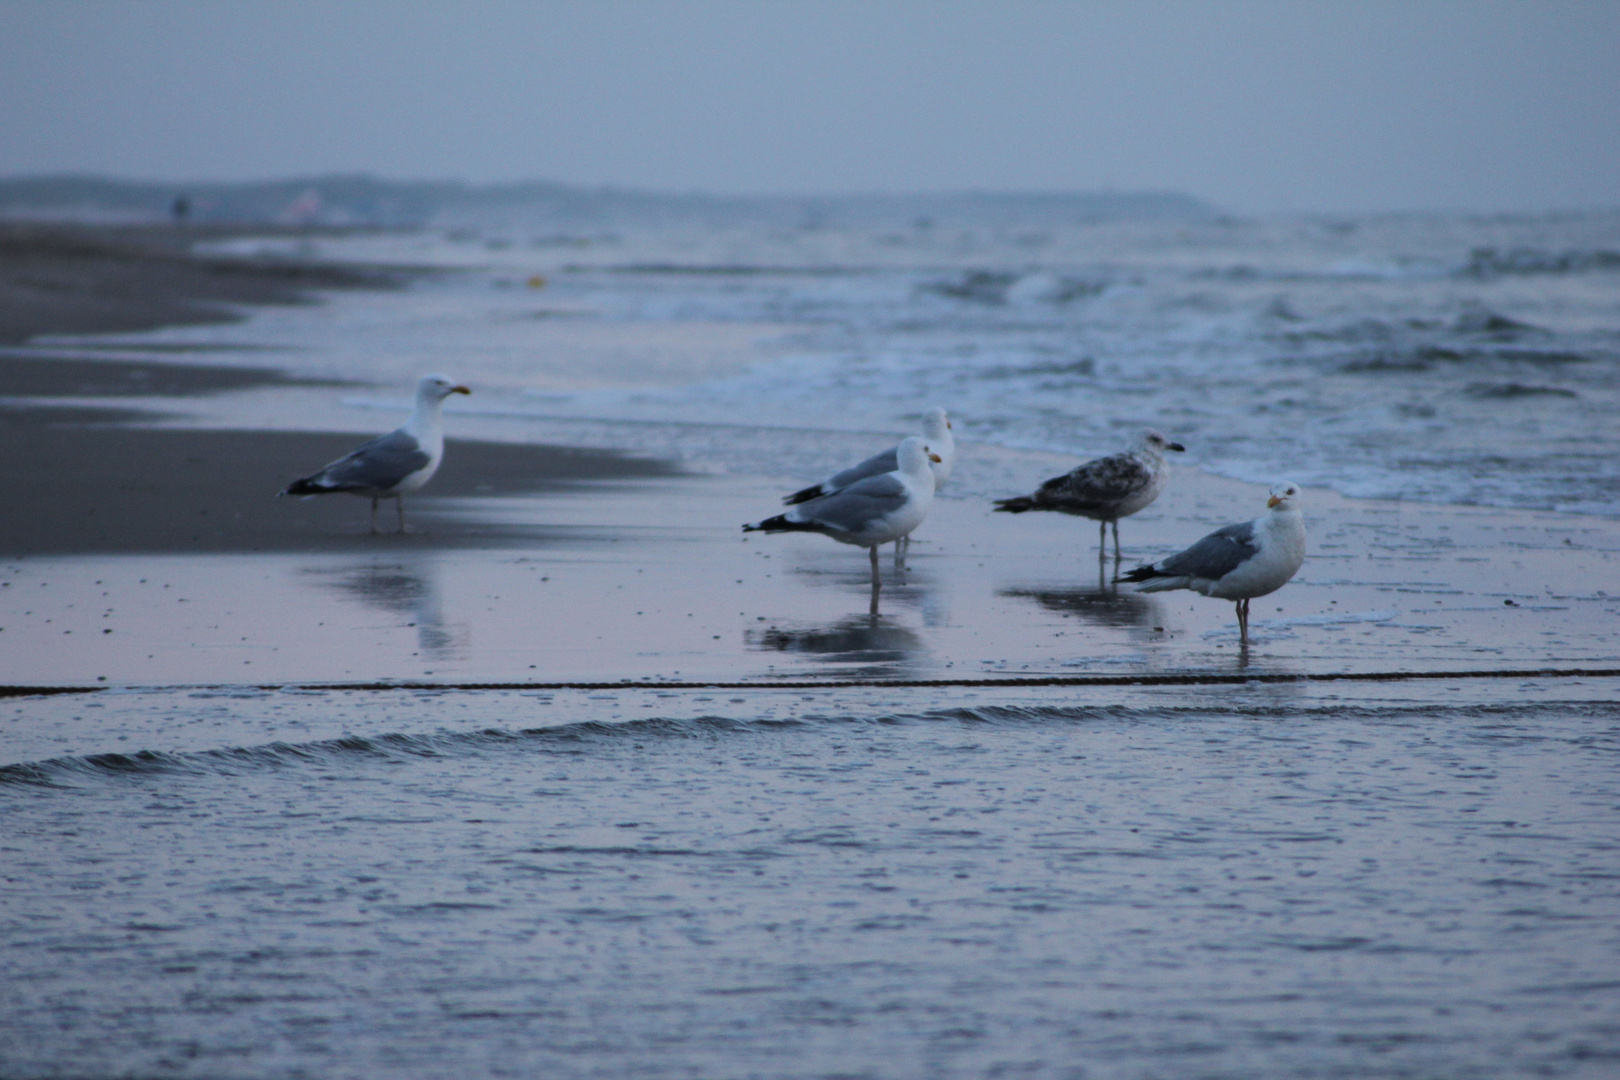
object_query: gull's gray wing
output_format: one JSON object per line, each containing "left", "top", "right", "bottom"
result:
{"left": 785, "top": 445, "right": 901, "bottom": 504}
{"left": 826, "top": 447, "right": 900, "bottom": 492}
{"left": 310, "top": 429, "right": 431, "bottom": 492}
{"left": 1158, "top": 521, "right": 1259, "bottom": 581}
{"left": 796, "top": 472, "right": 910, "bottom": 533}
{"left": 1036, "top": 452, "right": 1152, "bottom": 511}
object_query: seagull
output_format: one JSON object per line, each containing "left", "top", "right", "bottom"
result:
{"left": 783, "top": 407, "right": 955, "bottom": 505}
{"left": 784, "top": 408, "right": 954, "bottom": 567}
{"left": 747, "top": 436, "right": 941, "bottom": 597}
{"left": 281, "top": 373, "right": 471, "bottom": 533}
{"left": 993, "top": 429, "right": 1184, "bottom": 560}
{"left": 1116, "top": 481, "right": 1306, "bottom": 645}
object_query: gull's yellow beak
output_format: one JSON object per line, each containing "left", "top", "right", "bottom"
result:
{"left": 452, "top": 385, "right": 471, "bottom": 395}
{"left": 929, "top": 452, "right": 943, "bottom": 463}
{"left": 947, "top": 419, "right": 953, "bottom": 429}
{"left": 1267, "top": 495, "right": 1281, "bottom": 508}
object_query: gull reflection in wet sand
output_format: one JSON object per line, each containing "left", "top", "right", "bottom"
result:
{"left": 747, "top": 616, "right": 927, "bottom": 678}
{"left": 1000, "top": 584, "right": 1162, "bottom": 631}
{"left": 317, "top": 559, "right": 468, "bottom": 659}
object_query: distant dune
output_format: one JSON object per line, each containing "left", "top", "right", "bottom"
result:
{"left": 0, "top": 174, "right": 1217, "bottom": 229}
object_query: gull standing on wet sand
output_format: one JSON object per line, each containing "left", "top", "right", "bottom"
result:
{"left": 993, "top": 429, "right": 1184, "bottom": 560}
{"left": 1117, "top": 481, "right": 1306, "bottom": 645}
{"left": 783, "top": 408, "right": 954, "bottom": 565}
{"left": 281, "top": 374, "right": 470, "bottom": 534}
{"left": 747, "top": 436, "right": 941, "bottom": 609}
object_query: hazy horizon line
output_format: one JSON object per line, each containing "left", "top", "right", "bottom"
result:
{"left": 4, "top": 172, "right": 1619, "bottom": 219}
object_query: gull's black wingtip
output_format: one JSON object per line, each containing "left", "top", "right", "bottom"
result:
{"left": 993, "top": 496, "right": 1035, "bottom": 513}
{"left": 281, "top": 477, "right": 323, "bottom": 497}
{"left": 782, "top": 484, "right": 823, "bottom": 506}
{"left": 745, "top": 514, "right": 822, "bottom": 534}
{"left": 1115, "top": 565, "right": 1159, "bottom": 584}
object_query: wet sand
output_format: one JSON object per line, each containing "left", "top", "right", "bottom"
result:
{"left": 0, "top": 411, "right": 676, "bottom": 554}
{"left": 0, "top": 221, "right": 406, "bottom": 344}
{"left": 2, "top": 462, "right": 1615, "bottom": 689}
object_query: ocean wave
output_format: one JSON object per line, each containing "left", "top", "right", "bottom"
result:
{"left": 1332, "top": 345, "right": 1592, "bottom": 374}
{"left": 586, "top": 263, "right": 866, "bottom": 277}
{"left": 1465, "top": 382, "right": 1579, "bottom": 400}
{"left": 1459, "top": 247, "right": 1620, "bottom": 279}
{"left": 1276, "top": 311, "right": 1548, "bottom": 350}
{"left": 1334, "top": 346, "right": 1472, "bottom": 373}
{"left": 1195, "top": 259, "right": 1447, "bottom": 283}
{"left": 923, "top": 270, "right": 1106, "bottom": 306}
{"left": 1451, "top": 310, "right": 1547, "bottom": 339}
{"left": 7, "top": 701, "right": 1618, "bottom": 788}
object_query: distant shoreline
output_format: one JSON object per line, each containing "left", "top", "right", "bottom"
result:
{"left": 0, "top": 220, "right": 412, "bottom": 345}
{"left": 0, "top": 175, "right": 1220, "bottom": 230}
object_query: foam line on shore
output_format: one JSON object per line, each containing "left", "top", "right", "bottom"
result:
{"left": 7, "top": 666, "right": 1619, "bottom": 699}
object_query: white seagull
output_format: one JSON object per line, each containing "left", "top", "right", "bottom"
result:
{"left": 994, "top": 429, "right": 1184, "bottom": 560}
{"left": 783, "top": 408, "right": 955, "bottom": 566}
{"left": 747, "top": 435, "right": 941, "bottom": 592}
{"left": 1117, "top": 481, "right": 1307, "bottom": 645}
{"left": 282, "top": 373, "right": 471, "bottom": 533}
{"left": 784, "top": 408, "right": 955, "bottom": 505}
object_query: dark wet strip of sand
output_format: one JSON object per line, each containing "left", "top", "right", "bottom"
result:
{"left": 0, "top": 221, "right": 408, "bottom": 344}
{"left": 0, "top": 415, "right": 677, "bottom": 555}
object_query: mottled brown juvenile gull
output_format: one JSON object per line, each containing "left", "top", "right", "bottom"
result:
{"left": 747, "top": 436, "right": 941, "bottom": 592}
{"left": 282, "top": 373, "right": 470, "bottom": 533}
{"left": 993, "top": 429, "right": 1184, "bottom": 559}
{"left": 1117, "top": 481, "right": 1307, "bottom": 645}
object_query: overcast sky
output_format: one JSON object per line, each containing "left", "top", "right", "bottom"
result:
{"left": 2, "top": 0, "right": 1616, "bottom": 214}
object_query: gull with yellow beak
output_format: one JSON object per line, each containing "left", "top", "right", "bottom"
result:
{"left": 1117, "top": 481, "right": 1306, "bottom": 645}
{"left": 784, "top": 407, "right": 955, "bottom": 505}
{"left": 784, "top": 407, "right": 955, "bottom": 567}
{"left": 747, "top": 435, "right": 942, "bottom": 596}
{"left": 282, "top": 373, "right": 471, "bottom": 534}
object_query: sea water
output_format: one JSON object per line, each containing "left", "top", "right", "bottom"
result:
{"left": 3, "top": 685, "right": 1619, "bottom": 1079}
{"left": 178, "top": 204, "right": 1620, "bottom": 517}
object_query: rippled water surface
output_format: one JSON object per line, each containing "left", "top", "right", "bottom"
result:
{"left": 5, "top": 694, "right": 1618, "bottom": 1078}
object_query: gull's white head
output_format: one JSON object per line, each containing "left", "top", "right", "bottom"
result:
{"left": 1266, "top": 481, "right": 1302, "bottom": 510}
{"left": 418, "top": 373, "right": 472, "bottom": 400}
{"left": 1138, "top": 429, "right": 1185, "bottom": 455}
{"left": 897, "top": 435, "right": 940, "bottom": 473}
{"left": 921, "top": 407, "right": 952, "bottom": 437}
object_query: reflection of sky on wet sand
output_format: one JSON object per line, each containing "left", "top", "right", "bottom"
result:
{"left": 3, "top": 475, "right": 1618, "bottom": 686}
{"left": 787, "top": 557, "right": 951, "bottom": 622}
{"left": 999, "top": 584, "right": 1163, "bottom": 633}
{"left": 310, "top": 560, "right": 467, "bottom": 660}
{"left": 747, "top": 616, "right": 926, "bottom": 679}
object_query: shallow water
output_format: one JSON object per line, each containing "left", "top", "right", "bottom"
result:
{"left": 3, "top": 690, "right": 1618, "bottom": 1079}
